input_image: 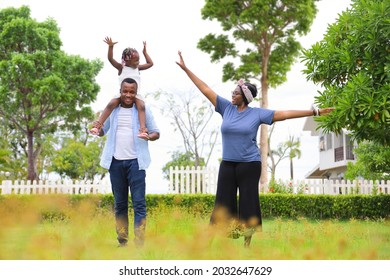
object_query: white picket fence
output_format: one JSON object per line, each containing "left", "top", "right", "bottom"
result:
{"left": 0, "top": 179, "right": 112, "bottom": 195}
{"left": 168, "top": 166, "right": 218, "bottom": 194}
{"left": 272, "top": 178, "right": 390, "bottom": 195}
{"left": 0, "top": 167, "right": 389, "bottom": 195}
{"left": 167, "top": 166, "right": 390, "bottom": 195}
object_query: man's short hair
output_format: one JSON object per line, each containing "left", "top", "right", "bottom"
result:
{"left": 121, "top": 77, "right": 138, "bottom": 89}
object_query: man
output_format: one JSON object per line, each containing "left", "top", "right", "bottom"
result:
{"left": 97, "top": 77, "right": 160, "bottom": 247}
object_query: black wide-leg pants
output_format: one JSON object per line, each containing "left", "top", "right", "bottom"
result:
{"left": 210, "top": 160, "right": 262, "bottom": 227}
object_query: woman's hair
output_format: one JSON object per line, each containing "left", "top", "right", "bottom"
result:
{"left": 241, "top": 82, "right": 257, "bottom": 104}
{"left": 245, "top": 82, "right": 257, "bottom": 98}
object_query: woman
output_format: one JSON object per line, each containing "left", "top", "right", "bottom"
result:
{"left": 176, "top": 51, "right": 333, "bottom": 247}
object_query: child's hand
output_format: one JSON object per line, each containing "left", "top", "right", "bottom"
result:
{"left": 90, "top": 127, "right": 99, "bottom": 135}
{"left": 138, "top": 132, "right": 150, "bottom": 140}
{"left": 139, "top": 127, "right": 149, "bottom": 134}
{"left": 103, "top": 36, "right": 117, "bottom": 47}
{"left": 143, "top": 41, "right": 147, "bottom": 52}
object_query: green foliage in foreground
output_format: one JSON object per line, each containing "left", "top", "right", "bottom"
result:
{"left": 1, "top": 193, "right": 389, "bottom": 221}
{"left": 102, "top": 193, "right": 389, "bottom": 220}
{"left": 0, "top": 195, "right": 389, "bottom": 260}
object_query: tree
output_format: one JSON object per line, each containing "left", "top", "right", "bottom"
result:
{"left": 302, "top": 0, "right": 390, "bottom": 146}
{"left": 0, "top": 117, "right": 11, "bottom": 171}
{"left": 35, "top": 133, "right": 58, "bottom": 180}
{"left": 198, "top": 0, "right": 319, "bottom": 187}
{"left": 0, "top": 116, "right": 27, "bottom": 180}
{"left": 0, "top": 149, "right": 10, "bottom": 171}
{"left": 345, "top": 141, "right": 390, "bottom": 181}
{"left": 161, "top": 151, "right": 205, "bottom": 181}
{"left": 268, "top": 124, "right": 289, "bottom": 181}
{"left": 148, "top": 89, "right": 219, "bottom": 167}
{"left": 285, "top": 135, "right": 301, "bottom": 180}
{"left": 51, "top": 138, "right": 106, "bottom": 181}
{"left": 0, "top": 6, "right": 103, "bottom": 180}
{"left": 268, "top": 127, "right": 301, "bottom": 181}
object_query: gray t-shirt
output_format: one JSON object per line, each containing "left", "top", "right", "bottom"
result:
{"left": 216, "top": 95, "right": 275, "bottom": 162}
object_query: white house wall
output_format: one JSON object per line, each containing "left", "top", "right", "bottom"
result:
{"left": 303, "top": 117, "right": 356, "bottom": 180}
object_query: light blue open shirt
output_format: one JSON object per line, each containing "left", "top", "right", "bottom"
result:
{"left": 99, "top": 105, "right": 160, "bottom": 170}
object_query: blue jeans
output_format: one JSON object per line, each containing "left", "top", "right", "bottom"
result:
{"left": 109, "top": 157, "right": 146, "bottom": 246}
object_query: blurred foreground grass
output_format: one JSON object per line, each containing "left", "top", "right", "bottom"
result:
{"left": 0, "top": 195, "right": 389, "bottom": 260}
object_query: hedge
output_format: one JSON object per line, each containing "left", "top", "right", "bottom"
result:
{"left": 1, "top": 193, "right": 389, "bottom": 220}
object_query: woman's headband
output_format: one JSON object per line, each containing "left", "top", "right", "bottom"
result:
{"left": 237, "top": 79, "right": 253, "bottom": 103}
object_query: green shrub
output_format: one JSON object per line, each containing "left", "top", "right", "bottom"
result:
{"left": 0, "top": 193, "right": 389, "bottom": 221}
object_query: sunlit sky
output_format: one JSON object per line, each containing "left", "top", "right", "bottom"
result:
{"left": 1, "top": 0, "right": 352, "bottom": 193}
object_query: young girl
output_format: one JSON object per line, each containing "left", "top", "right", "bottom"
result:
{"left": 91, "top": 37, "right": 153, "bottom": 139}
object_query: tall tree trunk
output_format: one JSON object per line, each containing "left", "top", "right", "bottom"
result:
{"left": 260, "top": 124, "right": 269, "bottom": 190}
{"left": 268, "top": 124, "right": 276, "bottom": 182}
{"left": 259, "top": 46, "right": 270, "bottom": 192}
{"left": 27, "top": 131, "right": 38, "bottom": 181}
{"left": 290, "top": 159, "right": 294, "bottom": 180}
{"left": 269, "top": 151, "right": 276, "bottom": 182}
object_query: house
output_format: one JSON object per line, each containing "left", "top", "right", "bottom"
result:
{"left": 303, "top": 117, "right": 356, "bottom": 180}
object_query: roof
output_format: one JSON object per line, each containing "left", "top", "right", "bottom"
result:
{"left": 305, "top": 164, "right": 329, "bottom": 179}
{"left": 302, "top": 117, "right": 320, "bottom": 136}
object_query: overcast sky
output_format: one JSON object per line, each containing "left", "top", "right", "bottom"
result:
{"left": 1, "top": 0, "right": 352, "bottom": 193}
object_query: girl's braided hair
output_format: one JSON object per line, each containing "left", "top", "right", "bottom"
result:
{"left": 121, "top": 47, "right": 138, "bottom": 65}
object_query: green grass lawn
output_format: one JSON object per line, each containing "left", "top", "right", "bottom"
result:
{"left": 0, "top": 196, "right": 389, "bottom": 260}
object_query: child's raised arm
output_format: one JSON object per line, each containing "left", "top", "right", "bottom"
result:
{"left": 139, "top": 41, "right": 154, "bottom": 71}
{"left": 104, "top": 36, "right": 122, "bottom": 72}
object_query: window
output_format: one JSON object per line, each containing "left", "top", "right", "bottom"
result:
{"left": 326, "top": 133, "right": 332, "bottom": 150}
{"left": 319, "top": 136, "right": 325, "bottom": 151}
{"left": 345, "top": 135, "right": 355, "bottom": 160}
{"left": 335, "top": 132, "right": 343, "bottom": 147}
